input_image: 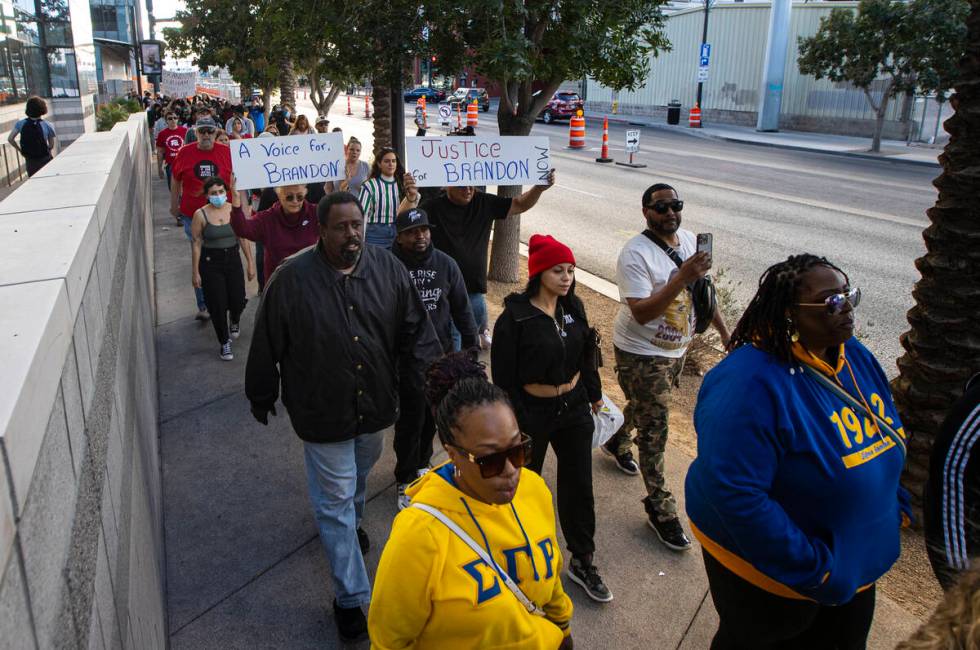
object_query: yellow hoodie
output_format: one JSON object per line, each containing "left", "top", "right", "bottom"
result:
{"left": 369, "top": 463, "right": 574, "bottom": 649}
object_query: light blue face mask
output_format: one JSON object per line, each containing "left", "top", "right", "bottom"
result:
{"left": 208, "top": 193, "right": 227, "bottom": 208}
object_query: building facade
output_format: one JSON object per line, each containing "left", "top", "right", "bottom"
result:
{"left": 90, "top": 0, "right": 143, "bottom": 103}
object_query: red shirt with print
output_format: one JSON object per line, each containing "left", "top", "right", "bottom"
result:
{"left": 171, "top": 142, "right": 232, "bottom": 217}
{"left": 155, "top": 126, "right": 188, "bottom": 165}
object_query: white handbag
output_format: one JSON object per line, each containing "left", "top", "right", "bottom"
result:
{"left": 591, "top": 394, "right": 624, "bottom": 449}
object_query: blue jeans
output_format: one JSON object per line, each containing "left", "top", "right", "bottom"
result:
{"left": 365, "top": 223, "right": 396, "bottom": 250}
{"left": 303, "top": 431, "right": 384, "bottom": 608}
{"left": 452, "top": 292, "right": 488, "bottom": 351}
{"left": 164, "top": 164, "right": 172, "bottom": 189}
{"left": 180, "top": 215, "right": 207, "bottom": 311}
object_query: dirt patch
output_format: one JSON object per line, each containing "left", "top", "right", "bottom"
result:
{"left": 486, "top": 270, "right": 942, "bottom": 622}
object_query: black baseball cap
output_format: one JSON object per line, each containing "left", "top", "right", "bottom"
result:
{"left": 395, "top": 208, "right": 434, "bottom": 233}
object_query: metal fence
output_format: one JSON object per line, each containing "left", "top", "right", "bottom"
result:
{"left": 0, "top": 141, "right": 27, "bottom": 187}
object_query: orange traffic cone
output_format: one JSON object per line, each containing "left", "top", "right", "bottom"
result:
{"left": 456, "top": 102, "right": 463, "bottom": 131}
{"left": 466, "top": 100, "right": 478, "bottom": 129}
{"left": 365, "top": 95, "right": 371, "bottom": 119}
{"left": 689, "top": 104, "right": 701, "bottom": 128}
{"left": 346, "top": 95, "right": 352, "bottom": 115}
{"left": 596, "top": 117, "right": 613, "bottom": 163}
{"left": 568, "top": 112, "right": 586, "bottom": 149}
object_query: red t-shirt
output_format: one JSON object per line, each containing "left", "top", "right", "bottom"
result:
{"left": 172, "top": 142, "right": 232, "bottom": 217}
{"left": 155, "top": 126, "right": 188, "bottom": 165}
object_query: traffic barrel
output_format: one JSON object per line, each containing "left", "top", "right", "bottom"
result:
{"left": 467, "top": 100, "right": 478, "bottom": 128}
{"left": 365, "top": 95, "right": 371, "bottom": 119}
{"left": 689, "top": 103, "right": 701, "bottom": 128}
{"left": 595, "top": 116, "right": 613, "bottom": 163}
{"left": 567, "top": 112, "right": 586, "bottom": 149}
{"left": 346, "top": 95, "right": 352, "bottom": 115}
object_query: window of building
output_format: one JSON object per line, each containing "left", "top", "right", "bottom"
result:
{"left": 46, "top": 46, "right": 77, "bottom": 96}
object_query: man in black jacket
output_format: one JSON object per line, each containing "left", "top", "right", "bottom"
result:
{"left": 245, "top": 192, "right": 441, "bottom": 641}
{"left": 390, "top": 207, "right": 478, "bottom": 509}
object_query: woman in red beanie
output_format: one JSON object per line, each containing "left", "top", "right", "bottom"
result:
{"left": 491, "top": 234, "right": 611, "bottom": 603}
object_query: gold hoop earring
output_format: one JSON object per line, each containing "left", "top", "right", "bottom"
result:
{"left": 787, "top": 318, "right": 799, "bottom": 343}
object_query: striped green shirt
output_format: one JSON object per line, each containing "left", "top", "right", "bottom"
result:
{"left": 358, "top": 177, "right": 401, "bottom": 225}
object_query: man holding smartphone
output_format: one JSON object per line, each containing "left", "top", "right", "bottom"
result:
{"left": 604, "top": 183, "right": 730, "bottom": 551}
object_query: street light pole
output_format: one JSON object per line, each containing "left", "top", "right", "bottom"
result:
{"left": 696, "top": 0, "right": 711, "bottom": 108}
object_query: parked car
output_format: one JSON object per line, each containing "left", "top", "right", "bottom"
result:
{"left": 404, "top": 86, "right": 446, "bottom": 102}
{"left": 535, "top": 91, "right": 585, "bottom": 124}
{"left": 442, "top": 87, "right": 490, "bottom": 112}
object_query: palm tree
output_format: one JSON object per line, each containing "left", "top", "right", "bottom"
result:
{"left": 278, "top": 58, "right": 296, "bottom": 110}
{"left": 891, "top": 1, "right": 980, "bottom": 514}
{"left": 371, "top": 81, "right": 391, "bottom": 157}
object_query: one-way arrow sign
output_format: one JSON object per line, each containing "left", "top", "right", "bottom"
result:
{"left": 625, "top": 130, "right": 640, "bottom": 153}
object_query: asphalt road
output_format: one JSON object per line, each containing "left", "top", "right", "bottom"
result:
{"left": 297, "top": 95, "right": 939, "bottom": 374}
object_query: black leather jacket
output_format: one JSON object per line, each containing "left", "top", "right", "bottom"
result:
{"left": 246, "top": 242, "right": 442, "bottom": 442}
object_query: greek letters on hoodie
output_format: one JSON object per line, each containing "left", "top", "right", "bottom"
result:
{"left": 369, "top": 464, "right": 573, "bottom": 649}
{"left": 685, "top": 337, "right": 911, "bottom": 605}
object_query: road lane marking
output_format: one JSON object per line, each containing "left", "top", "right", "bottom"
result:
{"left": 548, "top": 150, "right": 925, "bottom": 228}
{"left": 555, "top": 183, "right": 603, "bottom": 198}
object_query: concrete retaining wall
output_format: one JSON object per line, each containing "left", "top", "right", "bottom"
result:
{"left": 0, "top": 113, "right": 164, "bottom": 648}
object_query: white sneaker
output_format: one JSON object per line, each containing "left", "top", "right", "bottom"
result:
{"left": 396, "top": 483, "right": 411, "bottom": 511}
{"left": 479, "top": 329, "right": 492, "bottom": 350}
{"left": 220, "top": 340, "right": 233, "bottom": 361}
{"left": 416, "top": 467, "right": 431, "bottom": 479}
{"left": 230, "top": 323, "right": 241, "bottom": 339}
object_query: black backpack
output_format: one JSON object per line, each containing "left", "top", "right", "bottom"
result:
{"left": 20, "top": 119, "right": 49, "bottom": 159}
{"left": 641, "top": 230, "right": 717, "bottom": 334}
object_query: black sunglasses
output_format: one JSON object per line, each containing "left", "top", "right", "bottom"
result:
{"left": 453, "top": 433, "right": 532, "bottom": 479}
{"left": 646, "top": 199, "right": 684, "bottom": 214}
{"left": 196, "top": 127, "right": 215, "bottom": 135}
{"left": 284, "top": 193, "right": 306, "bottom": 202}
{"left": 797, "top": 287, "right": 861, "bottom": 315}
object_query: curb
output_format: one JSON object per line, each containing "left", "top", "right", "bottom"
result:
{"left": 582, "top": 114, "right": 941, "bottom": 169}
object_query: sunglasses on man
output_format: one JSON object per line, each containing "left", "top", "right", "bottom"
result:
{"left": 452, "top": 433, "right": 532, "bottom": 479}
{"left": 284, "top": 193, "right": 307, "bottom": 202}
{"left": 646, "top": 199, "right": 684, "bottom": 214}
{"left": 196, "top": 127, "right": 215, "bottom": 135}
{"left": 797, "top": 287, "right": 861, "bottom": 315}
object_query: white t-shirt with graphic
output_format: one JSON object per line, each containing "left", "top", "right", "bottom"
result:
{"left": 613, "top": 230, "right": 696, "bottom": 358}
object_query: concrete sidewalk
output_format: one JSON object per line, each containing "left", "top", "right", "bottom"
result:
{"left": 154, "top": 175, "right": 923, "bottom": 648}
{"left": 585, "top": 109, "right": 942, "bottom": 168}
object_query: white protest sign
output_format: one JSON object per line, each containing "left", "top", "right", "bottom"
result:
{"left": 162, "top": 70, "right": 196, "bottom": 98}
{"left": 230, "top": 133, "right": 345, "bottom": 190}
{"left": 406, "top": 136, "right": 551, "bottom": 187}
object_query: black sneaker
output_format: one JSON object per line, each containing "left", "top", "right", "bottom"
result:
{"left": 332, "top": 600, "right": 367, "bottom": 641}
{"left": 648, "top": 516, "right": 692, "bottom": 552}
{"left": 600, "top": 441, "right": 639, "bottom": 475}
{"left": 357, "top": 527, "right": 370, "bottom": 555}
{"left": 567, "top": 557, "right": 613, "bottom": 602}
{"left": 229, "top": 322, "right": 240, "bottom": 339}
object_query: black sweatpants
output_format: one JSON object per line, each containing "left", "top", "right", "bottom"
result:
{"left": 519, "top": 384, "right": 596, "bottom": 559}
{"left": 25, "top": 154, "right": 52, "bottom": 177}
{"left": 702, "top": 549, "right": 876, "bottom": 650}
{"left": 199, "top": 245, "right": 245, "bottom": 345}
{"left": 393, "top": 382, "right": 436, "bottom": 484}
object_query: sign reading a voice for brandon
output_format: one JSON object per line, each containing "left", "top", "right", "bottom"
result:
{"left": 230, "top": 133, "right": 345, "bottom": 190}
{"left": 406, "top": 136, "right": 550, "bottom": 187}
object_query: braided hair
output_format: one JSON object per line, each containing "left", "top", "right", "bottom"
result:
{"left": 425, "top": 352, "right": 511, "bottom": 445}
{"left": 728, "top": 254, "right": 848, "bottom": 365}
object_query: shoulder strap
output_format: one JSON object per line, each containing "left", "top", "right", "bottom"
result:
{"left": 799, "top": 364, "right": 907, "bottom": 456}
{"left": 411, "top": 502, "right": 545, "bottom": 617}
{"left": 641, "top": 230, "right": 684, "bottom": 269}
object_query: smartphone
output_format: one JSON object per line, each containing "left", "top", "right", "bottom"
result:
{"left": 696, "top": 233, "right": 713, "bottom": 258}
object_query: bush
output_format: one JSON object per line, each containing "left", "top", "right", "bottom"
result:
{"left": 97, "top": 96, "right": 142, "bottom": 132}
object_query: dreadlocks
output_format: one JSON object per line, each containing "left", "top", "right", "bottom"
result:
{"left": 728, "top": 254, "right": 848, "bottom": 365}
{"left": 424, "top": 352, "right": 511, "bottom": 445}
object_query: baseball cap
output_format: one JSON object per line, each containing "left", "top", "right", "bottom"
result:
{"left": 315, "top": 115, "right": 329, "bottom": 125}
{"left": 195, "top": 116, "right": 218, "bottom": 129}
{"left": 395, "top": 208, "right": 434, "bottom": 233}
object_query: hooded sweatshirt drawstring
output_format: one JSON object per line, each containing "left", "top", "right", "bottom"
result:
{"left": 461, "top": 495, "right": 541, "bottom": 582}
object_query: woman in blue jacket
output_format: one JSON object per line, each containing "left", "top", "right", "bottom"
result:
{"left": 686, "top": 254, "right": 912, "bottom": 649}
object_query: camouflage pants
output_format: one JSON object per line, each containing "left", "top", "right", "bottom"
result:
{"left": 608, "top": 347, "right": 685, "bottom": 522}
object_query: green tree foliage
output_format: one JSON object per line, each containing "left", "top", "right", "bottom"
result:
{"left": 798, "top": 0, "right": 969, "bottom": 152}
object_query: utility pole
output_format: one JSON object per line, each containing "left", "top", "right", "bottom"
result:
{"left": 756, "top": 0, "right": 791, "bottom": 131}
{"left": 145, "top": 0, "right": 160, "bottom": 93}
{"left": 695, "top": 0, "right": 711, "bottom": 108}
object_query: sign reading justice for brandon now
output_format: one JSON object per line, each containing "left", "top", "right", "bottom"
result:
{"left": 406, "top": 136, "right": 551, "bottom": 187}
{"left": 230, "top": 133, "right": 345, "bottom": 190}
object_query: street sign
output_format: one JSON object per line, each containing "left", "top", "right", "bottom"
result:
{"left": 697, "top": 66, "right": 709, "bottom": 82}
{"left": 438, "top": 103, "right": 452, "bottom": 124}
{"left": 700, "top": 43, "right": 712, "bottom": 60}
{"left": 699, "top": 56, "right": 710, "bottom": 67}
{"left": 625, "top": 130, "right": 640, "bottom": 153}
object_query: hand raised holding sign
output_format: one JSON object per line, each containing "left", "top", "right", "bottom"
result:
{"left": 403, "top": 172, "right": 420, "bottom": 204}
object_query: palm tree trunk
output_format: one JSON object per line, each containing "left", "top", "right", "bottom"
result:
{"left": 891, "top": 2, "right": 980, "bottom": 517}
{"left": 372, "top": 81, "right": 392, "bottom": 158}
{"left": 279, "top": 58, "right": 297, "bottom": 110}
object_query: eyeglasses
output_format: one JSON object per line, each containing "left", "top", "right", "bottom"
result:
{"left": 196, "top": 128, "right": 215, "bottom": 135}
{"left": 452, "top": 433, "right": 532, "bottom": 479}
{"left": 646, "top": 200, "right": 684, "bottom": 214}
{"left": 284, "top": 193, "right": 306, "bottom": 202}
{"left": 797, "top": 287, "right": 861, "bottom": 315}
{"left": 166, "top": 116, "right": 177, "bottom": 121}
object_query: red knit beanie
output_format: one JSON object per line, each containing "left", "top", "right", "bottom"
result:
{"left": 527, "top": 234, "right": 575, "bottom": 278}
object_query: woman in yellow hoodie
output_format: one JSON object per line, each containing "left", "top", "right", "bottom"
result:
{"left": 369, "top": 353, "right": 574, "bottom": 649}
